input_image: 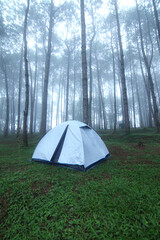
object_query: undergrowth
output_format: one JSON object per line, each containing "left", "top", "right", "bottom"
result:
{"left": 0, "top": 129, "right": 160, "bottom": 240}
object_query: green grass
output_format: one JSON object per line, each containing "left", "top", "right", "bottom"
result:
{"left": 0, "top": 130, "right": 160, "bottom": 240}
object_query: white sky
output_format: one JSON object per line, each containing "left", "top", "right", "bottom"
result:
{"left": 120, "top": 0, "right": 135, "bottom": 8}
{"left": 54, "top": 0, "right": 136, "bottom": 8}
{"left": 28, "top": 0, "right": 136, "bottom": 49}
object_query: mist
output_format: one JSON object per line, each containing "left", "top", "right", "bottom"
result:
{"left": 0, "top": 0, "right": 160, "bottom": 142}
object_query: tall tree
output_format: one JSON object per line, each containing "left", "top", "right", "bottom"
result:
{"left": 29, "top": 41, "right": 38, "bottom": 134}
{"left": 152, "top": 0, "right": 160, "bottom": 41}
{"left": 1, "top": 58, "right": 9, "bottom": 137}
{"left": 95, "top": 46, "right": 107, "bottom": 129}
{"left": 88, "top": 0, "right": 96, "bottom": 127}
{"left": 17, "top": 44, "right": 23, "bottom": 137}
{"left": 23, "top": 0, "right": 30, "bottom": 147}
{"left": 65, "top": 45, "right": 70, "bottom": 121}
{"left": 111, "top": 36, "right": 117, "bottom": 133}
{"left": 136, "top": 0, "right": 160, "bottom": 132}
{"left": 80, "top": 0, "right": 88, "bottom": 125}
{"left": 40, "top": 0, "right": 54, "bottom": 136}
{"left": 113, "top": 0, "right": 130, "bottom": 134}
{"left": 137, "top": 40, "right": 153, "bottom": 127}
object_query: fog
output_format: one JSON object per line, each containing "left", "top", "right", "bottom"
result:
{"left": 0, "top": 0, "right": 160, "bottom": 143}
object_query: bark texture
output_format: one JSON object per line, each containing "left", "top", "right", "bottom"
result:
{"left": 114, "top": 0, "right": 130, "bottom": 134}
{"left": 23, "top": 0, "right": 30, "bottom": 146}
{"left": 40, "top": 0, "right": 54, "bottom": 136}
{"left": 80, "top": 0, "right": 88, "bottom": 125}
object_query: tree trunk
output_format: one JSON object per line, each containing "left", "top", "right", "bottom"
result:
{"left": 152, "top": 66, "right": 160, "bottom": 106}
{"left": 88, "top": 42, "right": 92, "bottom": 126}
{"left": 34, "top": 81, "right": 38, "bottom": 132}
{"left": 2, "top": 60, "right": 9, "bottom": 137}
{"left": 30, "top": 43, "right": 37, "bottom": 134}
{"left": 137, "top": 40, "right": 153, "bottom": 127}
{"left": 0, "top": 97, "right": 5, "bottom": 134}
{"left": 65, "top": 46, "right": 70, "bottom": 121}
{"left": 29, "top": 61, "right": 33, "bottom": 133}
{"left": 95, "top": 48, "right": 107, "bottom": 129}
{"left": 152, "top": 0, "right": 160, "bottom": 41}
{"left": 72, "top": 55, "right": 76, "bottom": 120}
{"left": 50, "top": 82, "right": 54, "bottom": 127}
{"left": 111, "top": 39, "right": 117, "bottom": 132}
{"left": 136, "top": 0, "right": 160, "bottom": 132}
{"left": 88, "top": 0, "right": 96, "bottom": 127}
{"left": 114, "top": 0, "right": 130, "bottom": 134}
{"left": 130, "top": 65, "right": 136, "bottom": 128}
{"left": 88, "top": 38, "right": 94, "bottom": 127}
{"left": 135, "top": 73, "right": 144, "bottom": 128}
{"left": 17, "top": 44, "right": 23, "bottom": 137}
{"left": 40, "top": 0, "right": 54, "bottom": 136}
{"left": 115, "top": 39, "right": 125, "bottom": 125}
{"left": 80, "top": 0, "right": 88, "bottom": 125}
{"left": 56, "top": 72, "right": 62, "bottom": 125}
{"left": 11, "top": 77, "right": 16, "bottom": 134}
{"left": 23, "top": 0, "right": 30, "bottom": 147}
{"left": 61, "top": 77, "right": 65, "bottom": 123}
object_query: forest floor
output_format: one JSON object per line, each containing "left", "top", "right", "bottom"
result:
{"left": 0, "top": 128, "right": 160, "bottom": 240}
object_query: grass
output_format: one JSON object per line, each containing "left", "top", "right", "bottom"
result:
{"left": 0, "top": 129, "right": 160, "bottom": 240}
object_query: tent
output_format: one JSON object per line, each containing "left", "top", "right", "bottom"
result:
{"left": 32, "top": 120, "right": 110, "bottom": 171}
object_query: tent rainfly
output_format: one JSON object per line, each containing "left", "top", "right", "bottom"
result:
{"left": 32, "top": 120, "right": 110, "bottom": 171}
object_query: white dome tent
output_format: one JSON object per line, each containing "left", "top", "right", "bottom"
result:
{"left": 32, "top": 121, "right": 110, "bottom": 171}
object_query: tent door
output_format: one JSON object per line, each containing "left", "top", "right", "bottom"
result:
{"left": 51, "top": 125, "right": 69, "bottom": 163}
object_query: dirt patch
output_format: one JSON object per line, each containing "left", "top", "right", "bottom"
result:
{"left": 0, "top": 192, "right": 11, "bottom": 239}
{"left": 88, "top": 176, "right": 99, "bottom": 181}
{"left": 122, "top": 160, "right": 160, "bottom": 166}
{"left": 86, "top": 173, "right": 112, "bottom": 181}
{"left": 2, "top": 164, "right": 29, "bottom": 173}
{"left": 109, "top": 146, "right": 128, "bottom": 161}
{"left": 31, "top": 181, "right": 52, "bottom": 198}
{"left": 0, "top": 139, "right": 18, "bottom": 147}
{"left": 102, "top": 173, "right": 112, "bottom": 180}
{"left": 140, "top": 161, "right": 160, "bottom": 165}
{"left": 109, "top": 145, "right": 160, "bottom": 166}
{"left": 155, "top": 146, "right": 160, "bottom": 154}
{"left": 0, "top": 194, "right": 9, "bottom": 220}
